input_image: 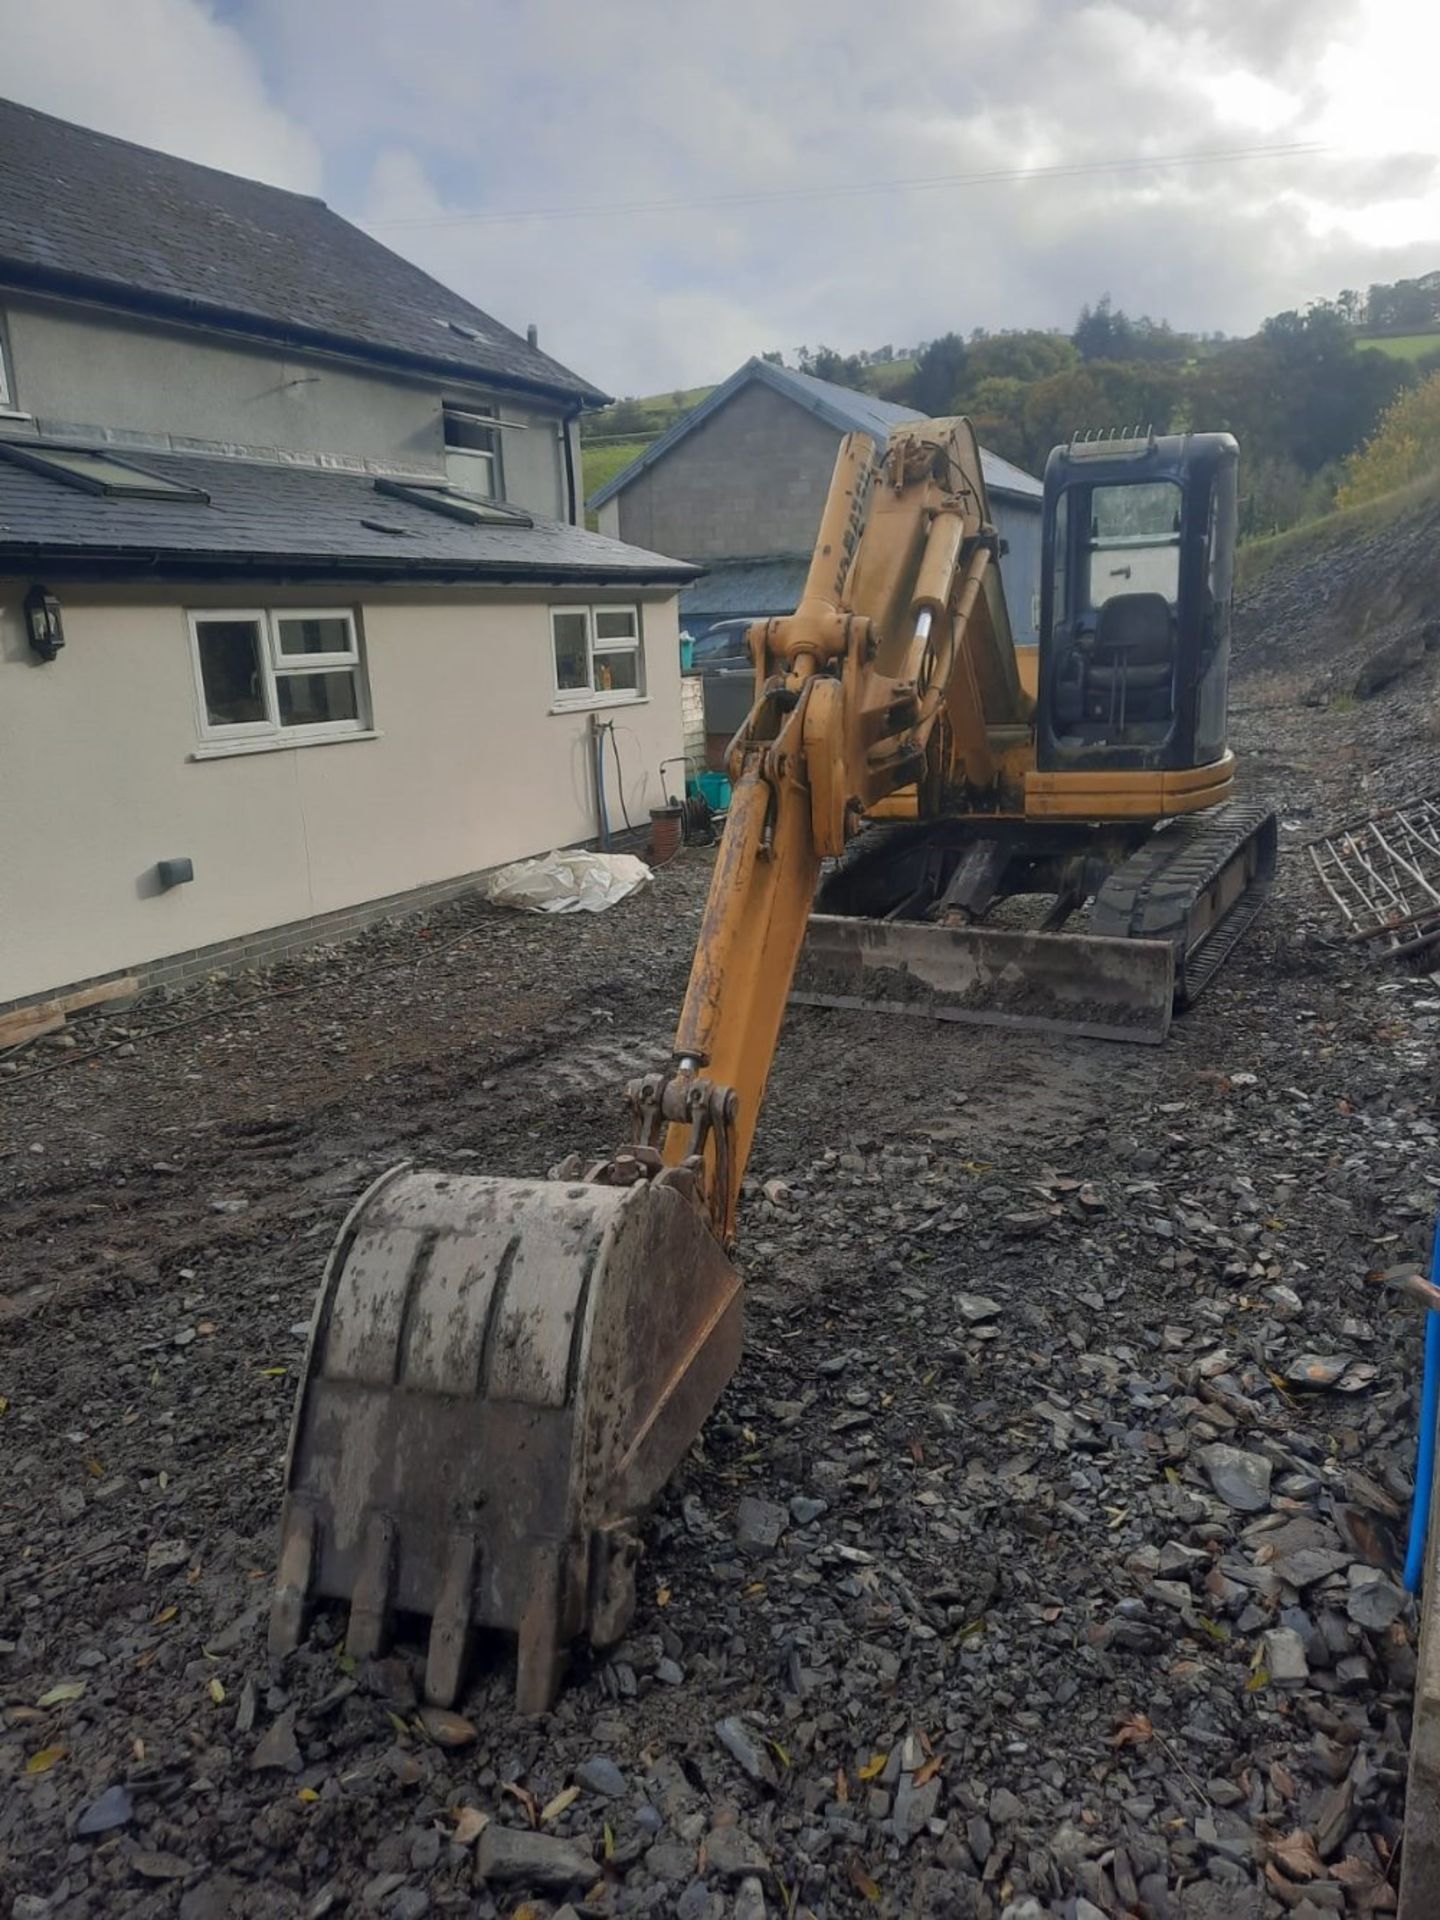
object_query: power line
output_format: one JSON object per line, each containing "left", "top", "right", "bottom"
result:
{"left": 364, "top": 140, "right": 1328, "bottom": 233}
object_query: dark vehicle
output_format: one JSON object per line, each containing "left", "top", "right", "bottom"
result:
{"left": 690, "top": 618, "right": 762, "bottom": 744}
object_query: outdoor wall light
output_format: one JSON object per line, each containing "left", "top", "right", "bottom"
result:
{"left": 24, "top": 583, "right": 64, "bottom": 661}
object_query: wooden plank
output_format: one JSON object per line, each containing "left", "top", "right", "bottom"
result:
{"left": 1401, "top": 1419, "right": 1440, "bottom": 1916}
{"left": 0, "top": 976, "right": 139, "bottom": 1051}
{"left": 0, "top": 1008, "right": 65, "bottom": 1048}
{"left": 55, "top": 976, "right": 140, "bottom": 1016}
{"left": 0, "top": 976, "right": 140, "bottom": 1039}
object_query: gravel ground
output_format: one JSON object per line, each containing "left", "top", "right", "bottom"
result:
{"left": 3, "top": 514, "right": 1439, "bottom": 1920}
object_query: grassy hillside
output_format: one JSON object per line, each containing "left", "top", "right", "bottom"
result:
{"left": 863, "top": 357, "right": 917, "bottom": 397}
{"left": 581, "top": 383, "right": 717, "bottom": 512}
{"left": 1357, "top": 332, "right": 1440, "bottom": 361}
{"left": 583, "top": 386, "right": 713, "bottom": 442}
{"left": 1236, "top": 466, "right": 1440, "bottom": 593}
{"left": 582, "top": 438, "right": 651, "bottom": 504}
{"left": 578, "top": 295, "right": 1440, "bottom": 538}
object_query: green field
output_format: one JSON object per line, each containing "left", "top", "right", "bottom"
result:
{"left": 1236, "top": 466, "right": 1440, "bottom": 592}
{"left": 583, "top": 384, "right": 714, "bottom": 442}
{"left": 581, "top": 437, "right": 651, "bottom": 504}
{"left": 864, "top": 357, "right": 917, "bottom": 397}
{"left": 580, "top": 383, "right": 720, "bottom": 515}
{"left": 1356, "top": 332, "right": 1440, "bottom": 361}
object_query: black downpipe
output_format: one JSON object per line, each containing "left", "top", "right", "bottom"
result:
{"left": 562, "top": 409, "right": 582, "bottom": 526}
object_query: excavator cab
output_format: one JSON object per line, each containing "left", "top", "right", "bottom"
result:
{"left": 1037, "top": 431, "right": 1237, "bottom": 774}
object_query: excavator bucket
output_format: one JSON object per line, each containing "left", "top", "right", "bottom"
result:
{"left": 791, "top": 914, "right": 1176, "bottom": 1045}
{"left": 269, "top": 1164, "right": 742, "bottom": 1712}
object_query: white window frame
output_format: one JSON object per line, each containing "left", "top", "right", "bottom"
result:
{"left": 443, "top": 403, "right": 503, "bottom": 501}
{"left": 0, "top": 316, "right": 14, "bottom": 411}
{"left": 188, "top": 607, "right": 370, "bottom": 747}
{"left": 549, "top": 603, "right": 645, "bottom": 711}
{"left": 270, "top": 608, "right": 364, "bottom": 672}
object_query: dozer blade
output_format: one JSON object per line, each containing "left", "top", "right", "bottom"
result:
{"left": 269, "top": 1164, "right": 742, "bottom": 1713}
{"left": 791, "top": 913, "right": 1175, "bottom": 1044}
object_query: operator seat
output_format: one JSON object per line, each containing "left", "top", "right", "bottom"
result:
{"left": 1082, "top": 591, "right": 1175, "bottom": 728}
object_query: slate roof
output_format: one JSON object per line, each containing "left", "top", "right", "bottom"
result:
{"left": 0, "top": 444, "right": 694, "bottom": 585}
{"left": 0, "top": 97, "right": 605, "bottom": 407}
{"left": 680, "top": 556, "right": 811, "bottom": 620}
{"left": 587, "top": 357, "right": 1044, "bottom": 508}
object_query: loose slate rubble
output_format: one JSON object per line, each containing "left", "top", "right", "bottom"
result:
{"left": 74, "top": 1783, "right": 132, "bottom": 1836}
{"left": 1199, "top": 1443, "right": 1274, "bottom": 1513}
{"left": 573, "top": 1752, "right": 627, "bottom": 1798}
{"left": 734, "top": 1495, "right": 788, "bottom": 1553}
{"left": 715, "top": 1716, "right": 778, "bottom": 1788}
{"left": 248, "top": 1708, "right": 303, "bottom": 1774}
{"left": 476, "top": 1826, "right": 597, "bottom": 1886}
{"left": 3, "top": 538, "right": 1440, "bottom": 1916}
{"left": 704, "top": 1823, "right": 772, "bottom": 1882}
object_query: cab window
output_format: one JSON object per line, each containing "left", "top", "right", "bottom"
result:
{"left": 1086, "top": 481, "right": 1182, "bottom": 607}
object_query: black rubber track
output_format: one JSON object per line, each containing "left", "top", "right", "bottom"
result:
{"left": 1087, "top": 803, "right": 1278, "bottom": 1009}
{"left": 813, "top": 821, "right": 953, "bottom": 920}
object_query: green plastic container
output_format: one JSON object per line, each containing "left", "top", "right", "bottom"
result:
{"left": 695, "top": 770, "right": 732, "bottom": 811}
{"left": 679, "top": 635, "right": 695, "bottom": 671}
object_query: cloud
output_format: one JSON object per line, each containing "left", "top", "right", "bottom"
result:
{"left": 324, "top": 0, "right": 1440, "bottom": 389}
{"left": 3, "top": 0, "right": 1437, "bottom": 394}
{"left": 0, "top": 0, "right": 320, "bottom": 191}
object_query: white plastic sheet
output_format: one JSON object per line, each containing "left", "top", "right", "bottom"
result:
{"left": 483, "top": 848, "right": 653, "bottom": 915}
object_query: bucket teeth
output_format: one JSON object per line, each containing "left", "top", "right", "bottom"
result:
{"left": 268, "top": 1502, "right": 316, "bottom": 1659}
{"left": 424, "top": 1530, "right": 478, "bottom": 1708}
{"left": 515, "top": 1545, "right": 565, "bottom": 1716}
{"left": 588, "top": 1524, "right": 641, "bottom": 1649}
{"left": 344, "top": 1512, "right": 397, "bottom": 1662}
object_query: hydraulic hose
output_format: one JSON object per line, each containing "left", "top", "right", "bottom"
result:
{"left": 1404, "top": 1216, "right": 1440, "bottom": 1594}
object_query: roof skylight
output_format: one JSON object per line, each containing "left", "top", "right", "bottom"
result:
{"left": 0, "top": 442, "right": 209, "bottom": 501}
{"left": 373, "top": 477, "right": 533, "bottom": 528}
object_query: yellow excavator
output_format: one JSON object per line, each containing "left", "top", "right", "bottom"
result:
{"left": 270, "top": 419, "right": 1275, "bottom": 1710}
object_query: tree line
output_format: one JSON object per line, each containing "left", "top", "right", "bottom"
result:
{"left": 775, "top": 274, "right": 1440, "bottom": 534}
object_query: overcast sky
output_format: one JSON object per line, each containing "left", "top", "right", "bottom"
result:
{"left": 4, "top": 0, "right": 1437, "bottom": 395}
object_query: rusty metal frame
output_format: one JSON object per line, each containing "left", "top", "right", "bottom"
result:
{"left": 1308, "top": 792, "right": 1440, "bottom": 961}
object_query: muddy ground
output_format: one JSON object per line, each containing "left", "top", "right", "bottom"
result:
{"left": 3, "top": 523, "right": 1439, "bottom": 1920}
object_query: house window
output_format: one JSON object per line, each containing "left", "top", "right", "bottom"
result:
{"left": 550, "top": 605, "right": 644, "bottom": 707}
{"left": 443, "top": 404, "right": 503, "bottom": 499}
{"left": 0, "top": 318, "right": 12, "bottom": 410}
{"left": 189, "top": 608, "right": 367, "bottom": 744}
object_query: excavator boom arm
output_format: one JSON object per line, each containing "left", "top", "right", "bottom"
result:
{"left": 650, "top": 418, "right": 1016, "bottom": 1241}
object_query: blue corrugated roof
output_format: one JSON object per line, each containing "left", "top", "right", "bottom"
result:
{"left": 771, "top": 365, "right": 929, "bottom": 442}
{"left": 588, "top": 357, "right": 1043, "bottom": 509}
